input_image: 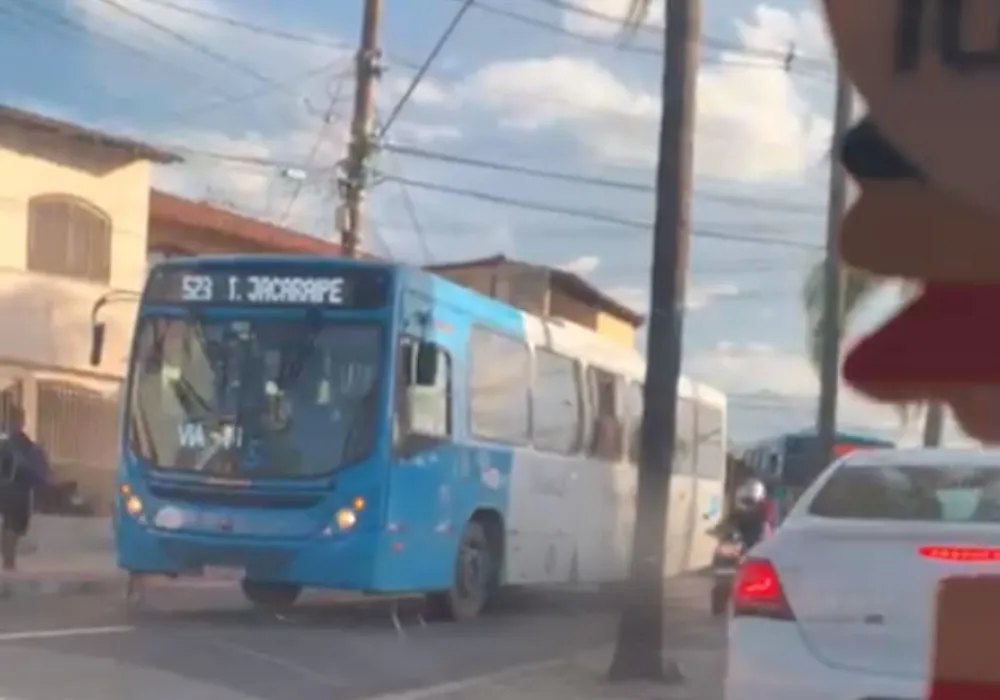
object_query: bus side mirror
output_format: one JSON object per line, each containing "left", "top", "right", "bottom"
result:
{"left": 414, "top": 343, "right": 438, "bottom": 386}
{"left": 90, "top": 323, "right": 106, "bottom": 367}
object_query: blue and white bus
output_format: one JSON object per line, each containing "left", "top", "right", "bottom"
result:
{"left": 92, "top": 255, "right": 726, "bottom": 619}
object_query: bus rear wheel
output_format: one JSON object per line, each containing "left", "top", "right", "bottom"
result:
{"left": 428, "top": 520, "right": 493, "bottom": 621}
{"left": 241, "top": 580, "right": 302, "bottom": 612}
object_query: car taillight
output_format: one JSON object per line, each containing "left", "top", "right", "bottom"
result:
{"left": 919, "top": 546, "right": 1000, "bottom": 562}
{"left": 731, "top": 557, "right": 795, "bottom": 620}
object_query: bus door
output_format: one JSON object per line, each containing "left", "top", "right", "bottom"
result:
{"left": 388, "top": 293, "right": 462, "bottom": 590}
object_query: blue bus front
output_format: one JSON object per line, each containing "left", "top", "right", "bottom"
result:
{"left": 113, "top": 257, "right": 396, "bottom": 593}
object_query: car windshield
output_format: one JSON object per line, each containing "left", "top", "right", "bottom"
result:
{"left": 808, "top": 464, "right": 1000, "bottom": 522}
{"left": 127, "top": 315, "right": 382, "bottom": 478}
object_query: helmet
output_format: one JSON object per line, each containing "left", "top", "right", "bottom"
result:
{"left": 734, "top": 479, "right": 767, "bottom": 512}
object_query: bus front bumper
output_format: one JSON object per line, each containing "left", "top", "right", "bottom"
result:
{"left": 115, "top": 514, "right": 380, "bottom": 590}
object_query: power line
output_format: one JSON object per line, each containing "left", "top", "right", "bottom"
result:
{"left": 129, "top": 0, "right": 424, "bottom": 71}
{"left": 376, "top": 172, "right": 823, "bottom": 250}
{"left": 444, "top": 0, "right": 831, "bottom": 77}
{"left": 6, "top": 0, "right": 345, "bottom": 124}
{"left": 6, "top": 0, "right": 236, "bottom": 105}
{"left": 170, "top": 63, "right": 352, "bottom": 121}
{"left": 378, "top": 0, "right": 475, "bottom": 138}
{"left": 396, "top": 176, "right": 433, "bottom": 262}
{"left": 280, "top": 77, "right": 349, "bottom": 225}
{"left": 380, "top": 142, "right": 823, "bottom": 214}
{"left": 370, "top": 110, "right": 433, "bottom": 262}
{"left": 94, "top": 0, "right": 286, "bottom": 88}
{"left": 530, "top": 0, "right": 831, "bottom": 70}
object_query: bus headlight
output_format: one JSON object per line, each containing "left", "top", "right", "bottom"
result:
{"left": 335, "top": 508, "right": 357, "bottom": 530}
{"left": 124, "top": 494, "right": 144, "bottom": 517}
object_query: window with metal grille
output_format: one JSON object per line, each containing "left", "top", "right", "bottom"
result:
{"left": 27, "top": 195, "right": 112, "bottom": 283}
{"left": 36, "top": 381, "right": 117, "bottom": 471}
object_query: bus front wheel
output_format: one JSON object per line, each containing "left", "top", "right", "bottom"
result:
{"left": 241, "top": 580, "right": 302, "bottom": 612}
{"left": 428, "top": 520, "right": 493, "bottom": 621}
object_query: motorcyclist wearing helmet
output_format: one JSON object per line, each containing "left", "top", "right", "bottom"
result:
{"left": 724, "top": 478, "right": 771, "bottom": 549}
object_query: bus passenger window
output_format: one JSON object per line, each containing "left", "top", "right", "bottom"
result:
{"left": 394, "top": 338, "right": 451, "bottom": 456}
{"left": 532, "top": 350, "right": 583, "bottom": 455}
{"left": 588, "top": 368, "right": 623, "bottom": 461}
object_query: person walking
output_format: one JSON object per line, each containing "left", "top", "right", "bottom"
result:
{"left": 0, "top": 406, "right": 48, "bottom": 571}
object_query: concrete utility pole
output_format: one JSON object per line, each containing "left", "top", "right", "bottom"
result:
{"left": 339, "top": 0, "right": 382, "bottom": 259}
{"left": 607, "top": 0, "right": 701, "bottom": 684}
{"left": 815, "top": 71, "right": 853, "bottom": 465}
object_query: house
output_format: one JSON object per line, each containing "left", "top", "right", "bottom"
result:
{"left": 425, "top": 254, "right": 644, "bottom": 348}
{"left": 0, "top": 105, "right": 343, "bottom": 515}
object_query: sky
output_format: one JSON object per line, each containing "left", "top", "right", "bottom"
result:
{"left": 0, "top": 0, "right": 975, "bottom": 446}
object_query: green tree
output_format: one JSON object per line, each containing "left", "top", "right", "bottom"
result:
{"left": 801, "top": 262, "right": 945, "bottom": 446}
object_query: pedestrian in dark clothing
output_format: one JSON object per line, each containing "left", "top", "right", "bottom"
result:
{"left": 0, "top": 406, "right": 48, "bottom": 571}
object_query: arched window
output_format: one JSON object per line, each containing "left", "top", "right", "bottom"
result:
{"left": 27, "top": 195, "right": 112, "bottom": 283}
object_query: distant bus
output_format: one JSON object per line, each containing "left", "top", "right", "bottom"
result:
{"left": 93, "top": 255, "right": 726, "bottom": 619}
{"left": 743, "top": 429, "right": 895, "bottom": 489}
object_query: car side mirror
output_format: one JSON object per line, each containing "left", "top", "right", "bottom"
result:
{"left": 90, "top": 322, "right": 106, "bottom": 367}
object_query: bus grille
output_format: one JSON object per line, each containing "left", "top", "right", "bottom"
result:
{"left": 148, "top": 483, "right": 322, "bottom": 510}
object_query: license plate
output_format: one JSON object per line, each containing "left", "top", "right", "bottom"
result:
{"left": 203, "top": 566, "right": 244, "bottom": 580}
{"left": 714, "top": 567, "right": 736, "bottom": 576}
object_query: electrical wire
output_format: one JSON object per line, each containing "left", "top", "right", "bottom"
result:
{"left": 530, "top": 0, "right": 832, "bottom": 70}
{"left": 129, "top": 0, "right": 425, "bottom": 71}
{"left": 279, "top": 77, "right": 349, "bottom": 225}
{"left": 93, "top": 0, "right": 286, "bottom": 88}
{"left": 375, "top": 172, "right": 823, "bottom": 251}
{"left": 378, "top": 0, "right": 476, "bottom": 139}
{"left": 6, "top": 0, "right": 240, "bottom": 106}
{"left": 380, "top": 142, "right": 823, "bottom": 215}
{"left": 442, "top": 0, "right": 831, "bottom": 78}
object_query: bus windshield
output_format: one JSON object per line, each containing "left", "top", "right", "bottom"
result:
{"left": 126, "top": 314, "right": 382, "bottom": 479}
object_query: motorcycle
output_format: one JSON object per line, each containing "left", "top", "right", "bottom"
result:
{"left": 710, "top": 533, "right": 745, "bottom": 615}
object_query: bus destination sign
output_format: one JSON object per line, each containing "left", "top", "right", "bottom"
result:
{"left": 145, "top": 266, "right": 390, "bottom": 308}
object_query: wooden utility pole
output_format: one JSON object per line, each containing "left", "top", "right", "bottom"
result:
{"left": 815, "top": 71, "right": 853, "bottom": 464}
{"left": 607, "top": 0, "right": 701, "bottom": 684}
{"left": 339, "top": 0, "right": 382, "bottom": 259}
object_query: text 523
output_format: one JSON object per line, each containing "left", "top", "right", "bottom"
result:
{"left": 181, "top": 274, "right": 214, "bottom": 301}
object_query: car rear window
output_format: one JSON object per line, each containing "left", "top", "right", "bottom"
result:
{"left": 808, "top": 465, "right": 1000, "bottom": 522}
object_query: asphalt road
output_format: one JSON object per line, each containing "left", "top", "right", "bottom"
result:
{"left": 0, "top": 585, "right": 723, "bottom": 700}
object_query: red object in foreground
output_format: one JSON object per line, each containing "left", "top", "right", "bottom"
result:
{"left": 844, "top": 283, "right": 1000, "bottom": 387}
{"left": 929, "top": 679, "right": 1000, "bottom": 700}
{"left": 929, "top": 576, "right": 1000, "bottom": 700}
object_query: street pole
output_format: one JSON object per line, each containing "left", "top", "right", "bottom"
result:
{"left": 608, "top": 0, "right": 700, "bottom": 684}
{"left": 815, "top": 70, "right": 853, "bottom": 466}
{"left": 339, "top": 0, "right": 382, "bottom": 259}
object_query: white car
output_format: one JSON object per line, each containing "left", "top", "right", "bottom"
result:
{"left": 725, "top": 448, "right": 1000, "bottom": 700}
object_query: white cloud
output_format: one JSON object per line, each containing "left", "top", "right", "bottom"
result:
{"left": 562, "top": 0, "right": 664, "bottom": 37}
{"left": 451, "top": 4, "right": 831, "bottom": 182}
{"left": 559, "top": 255, "right": 601, "bottom": 275}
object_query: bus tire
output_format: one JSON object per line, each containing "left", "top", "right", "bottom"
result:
{"left": 241, "top": 580, "right": 302, "bottom": 612}
{"left": 429, "top": 520, "right": 493, "bottom": 621}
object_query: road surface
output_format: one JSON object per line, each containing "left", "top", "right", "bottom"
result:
{"left": 0, "top": 585, "right": 723, "bottom": 700}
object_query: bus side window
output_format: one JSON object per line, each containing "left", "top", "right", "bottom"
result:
{"left": 394, "top": 337, "right": 451, "bottom": 458}
{"left": 587, "top": 367, "right": 624, "bottom": 462}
